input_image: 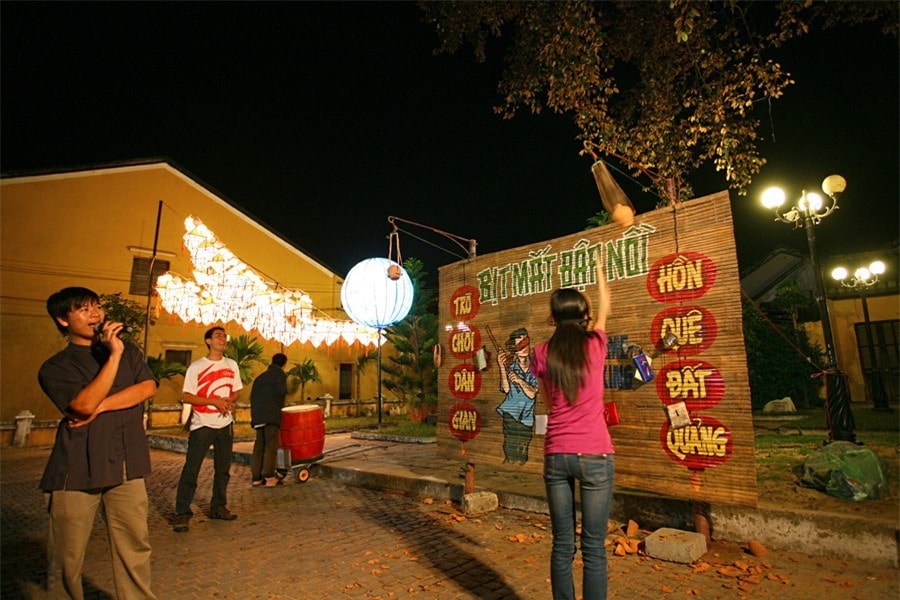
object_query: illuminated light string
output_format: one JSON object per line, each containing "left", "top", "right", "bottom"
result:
{"left": 154, "top": 216, "right": 381, "bottom": 348}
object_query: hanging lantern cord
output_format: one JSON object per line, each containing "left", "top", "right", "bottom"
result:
{"left": 387, "top": 226, "right": 403, "bottom": 266}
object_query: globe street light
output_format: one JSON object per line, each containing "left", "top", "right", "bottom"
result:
{"left": 761, "top": 174, "right": 856, "bottom": 442}
{"left": 832, "top": 260, "right": 892, "bottom": 413}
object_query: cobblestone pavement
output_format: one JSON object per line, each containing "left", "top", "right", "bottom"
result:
{"left": 2, "top": 446, "right": 897, "bottom": 599}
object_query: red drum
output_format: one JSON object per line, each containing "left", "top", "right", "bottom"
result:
{"left": 280, "top": 405, "right": 325, "bottom": 463}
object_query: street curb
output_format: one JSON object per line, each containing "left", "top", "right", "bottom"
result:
{"left": 146, "top": 435, "right": 899, "bottom": 567}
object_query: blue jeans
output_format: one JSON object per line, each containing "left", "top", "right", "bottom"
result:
{"left": 544, "top": 453, "right": 615, "bottom": 600}
{"left": 175, "top": 425, "right": 233, "bottom": 517}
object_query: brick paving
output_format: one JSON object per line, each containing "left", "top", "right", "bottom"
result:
{"left": 2, "top": 444, "right": 897, "bottom": 599}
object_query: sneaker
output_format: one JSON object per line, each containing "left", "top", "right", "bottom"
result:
{"left": 209, "top": 507, "right": 237, "bottom": 521}
{"left": 264, "top": 477, "right": 282, "bottom": 487}
{"left": 173, "top": 515, "right": 191, "bottom": 533}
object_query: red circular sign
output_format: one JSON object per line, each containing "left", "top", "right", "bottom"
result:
{"left": 448, "top": 402, "right": 482, "bottom": 442}
{"left": 655, "top": 359, "right": 725, "bottom": 411}
{"left": 448, "top": 325, "right": 482, "bottom": 360}
{"left": 647, "top": 252, "right": 717, "bottom": 303}
{"left": 448, "top": 364, "right": 482, "bottom": 400}
{"left": 450, "top": 285, "right": 481, "bottom": 321}
{"left": 650, "top": 306, "right": 718, "bottom": 356}
{"left": 659, "top": 415, "right": 733, "bottom": 471}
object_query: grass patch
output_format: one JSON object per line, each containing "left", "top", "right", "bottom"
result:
{"left": 754, "top": 433, "right": 898, "bottom": 499}
{"left": 785, "top": 407, "right": 900, "bottom": 432}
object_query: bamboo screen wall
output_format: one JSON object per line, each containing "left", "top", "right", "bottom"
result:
{"left": 436, "top": 191, "right": 758, "bottom": 507}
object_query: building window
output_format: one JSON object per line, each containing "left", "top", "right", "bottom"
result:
{"left": 339, "top": 364, "right": 353, "bottom": 399}
{"left": 854, "top": 319, "right": 899, "bottom": 402}
{"left": 130, "top": 257, "right": 170, "bottom": 296}
{"left": 165, "top": 349, "right": 192, "bottom": 369}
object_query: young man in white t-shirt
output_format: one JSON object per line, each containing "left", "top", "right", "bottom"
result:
{"left": 173, "top": 326, "right": 242, "bottom": 533}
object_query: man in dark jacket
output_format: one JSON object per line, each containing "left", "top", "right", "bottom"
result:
{"left": 250, "top": 353, "right": 288, "bottom": 487}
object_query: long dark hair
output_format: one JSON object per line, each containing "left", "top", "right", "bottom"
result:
{"left": 546, "top": 288, "right": 592, "bottom": 405}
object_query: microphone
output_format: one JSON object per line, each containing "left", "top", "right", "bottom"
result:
{"left": 94, "top": 322, "right": 134, "bottom": 337}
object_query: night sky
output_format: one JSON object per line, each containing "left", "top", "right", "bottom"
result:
{"left": 3, "top": 2, "right": 897, "bottom": 284}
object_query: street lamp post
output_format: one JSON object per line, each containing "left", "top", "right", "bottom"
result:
{"left": 832, "top": 261, "right": 892, "bottom": 413}
{"left": 761, "top": 175, "right": 856, "bottom": 443}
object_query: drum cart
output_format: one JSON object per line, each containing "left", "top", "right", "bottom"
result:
{"left": 276, "top": 443, "right": 376, "bottom": 483}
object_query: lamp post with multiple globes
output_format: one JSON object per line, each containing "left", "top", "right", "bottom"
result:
{"left": 761, "top": 174, "right": 856, "bottom": 442}
{"left": 831, "top": 260, "right": 893, "bottom": 413}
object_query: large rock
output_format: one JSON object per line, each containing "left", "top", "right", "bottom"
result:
{"left": 762, "top": 397, "right": 796, "bottom": 413}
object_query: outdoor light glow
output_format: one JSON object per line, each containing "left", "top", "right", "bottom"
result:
{"left": 821, "top": 174, "right": 847, "bottom": 198}
{"left": 832, "top": 260, "right": 886, "bottom": 287}
{"left": 155, "top": 216, "right": 380, "bottom": 348}
{"left": 761, "top": 187, "right": 786, "bottom": 209}
{"left": 341, "top": 257, "right": 414, "bottom": 329}
{"left": 799, "top": 192, "right": 824, "bottom": 213}
{"left": 831, "top": 267, "right": 848, "bottom": 281}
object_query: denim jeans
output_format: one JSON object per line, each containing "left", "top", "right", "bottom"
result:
{"left": 175, "top": 425, "right": 233, "bottom": 516}
{"left": 544, "top": 453, "right": 615, "bottom": 600}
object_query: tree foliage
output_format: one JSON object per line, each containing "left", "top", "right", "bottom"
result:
{"left": 224, "top": 334, "right": 268, "bottom": 385}
{"left": 99, "top": 292, "right": 150, "bottom": 346}
{"left": 382, "top": 258, "right": 439, "bottom": 408}
{"left": 421, "top": 1, "right": 897, "bottom": 204}
{"left": 742, "top": 295, "right": 825, "bottom": 411}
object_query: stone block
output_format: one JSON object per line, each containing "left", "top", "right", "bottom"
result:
{"left": 462, "top": 491, "right": 498, "bottom": 516}
{"left": 763, "top": 397, "right": 796, "bottom": 413}
{"left": 643, "top": 527, "right": 707, "bottom": 563}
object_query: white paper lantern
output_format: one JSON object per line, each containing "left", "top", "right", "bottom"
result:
{"left": 341, "top": 258, "right": 414, "bottom": 328}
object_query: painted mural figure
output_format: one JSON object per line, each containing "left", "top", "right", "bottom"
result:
{"left": 495, "top": 327, "right": 538, "bottom": 464}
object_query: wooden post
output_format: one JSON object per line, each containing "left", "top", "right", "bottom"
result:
{"left": 464, "top": 462, "right": 476, "bottom": 494}
{"left": 692, "top": 501, "right": 711, "bottom": 545}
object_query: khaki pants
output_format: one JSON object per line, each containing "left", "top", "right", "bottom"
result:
{"left": 46, "top": 477, "right": 156, "bottom": 600}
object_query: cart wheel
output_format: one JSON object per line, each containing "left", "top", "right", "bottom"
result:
{"left": 297, "top": 468, "right": 310, "bottom": 483}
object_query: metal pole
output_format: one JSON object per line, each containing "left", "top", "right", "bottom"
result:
{"left": 802, "top": 208, "right": 856, "bottom": 442}
{"left": 143, "top": 200, "right": 163, "bottom": 428}
{"left": 377, "top": 328, "right": 383, "bottom": 429}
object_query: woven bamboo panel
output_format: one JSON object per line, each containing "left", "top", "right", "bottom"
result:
{"left": 436, "top": 191, "right": 758, "bottom": 508}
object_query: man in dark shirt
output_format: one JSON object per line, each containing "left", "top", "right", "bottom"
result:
{"left": 38, "top": 287, "right": 157, "bottom": 599}
{"left": 250, "top": 353, "right": 288, "bottom": 487}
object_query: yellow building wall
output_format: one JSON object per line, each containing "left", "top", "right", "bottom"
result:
{"left": 827, "top": 294, "right": 900, "bottom": 405}
{"left": 1, "top": 162, "right": 383, "bottom": 426}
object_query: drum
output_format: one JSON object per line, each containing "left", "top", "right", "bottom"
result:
{"left": 280, "top": 405, "right": 325, "bottom": 463}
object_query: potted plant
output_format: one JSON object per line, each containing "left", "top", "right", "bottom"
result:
{"left": 408, "top": 393, "right": 437, "bottom": 423}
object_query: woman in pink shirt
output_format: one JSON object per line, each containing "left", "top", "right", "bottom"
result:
{"left": 530, "top": 262, "right": 613, "bottom": 600}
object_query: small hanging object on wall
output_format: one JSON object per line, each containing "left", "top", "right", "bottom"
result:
{"left": 591, "top": 159, "right": 636, "bottom": 229}
{"left": 386, "top": 226, "right": 404, "bottom": 280}
{"left": 432, "top": 343, "right": 442, "bottom": 368}
{"left": 666, "top": 401, "right": 691, "bottom": 429}
{"left": 624, "top": 342, "right": 655, "bottom": 383}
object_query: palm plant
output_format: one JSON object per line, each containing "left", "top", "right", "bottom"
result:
{"left": 287, "top": 358, "right": 322, "bottom": 403}
{"left": 147, "top": 354, "right": 187, "bottom": 381}
{"left": 224, "top": 334, "right": 268, "bottom": 385}
{"left": 145, "top": 354, "right": 186, "bottom": 427}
